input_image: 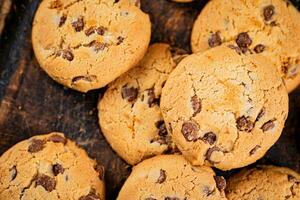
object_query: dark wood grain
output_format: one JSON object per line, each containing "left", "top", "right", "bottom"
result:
{"left": 0, "top": 0, "right": 300, "bottom": 199}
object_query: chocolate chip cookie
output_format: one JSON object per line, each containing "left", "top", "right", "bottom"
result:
{"left": 98, "top": 43, "right": 186, "bottom": 165}
{"left": 226, "top": 166, "right": 300, "bottom": 200}
{"left": 32, "top": 0, "right": 151, "bottom": 92}
{"left": 117, "top": 155, "right": 228, "bottom": 200}
{"left": 191, "top": 0, "right": 300, "bottom": 92}
{"left": 160, "top": 45, "right": 289, "bottom": 170}
{"left": 0, "top": 133, "right": 105, "bottom": 200}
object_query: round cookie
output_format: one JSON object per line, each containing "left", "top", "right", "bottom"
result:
{"left": 191, "top": 0, "right": 300, "bottom": 93}
{"left": 160, "top": 45, "right": 289, "bottom": 170}
{"left": 117, "top": 155, "right": 228, "bottom": 200}
{"left": 226, "top": 166, "right": 300, "bottom": 200}
{"left": 0, "top": 133, "right": 105, "bottom": 200}
{"left": 98, "top": 43, "right": 187, "bottom": 165}
{"left": 32, "top": 0, "right": 151, "bottom": 92}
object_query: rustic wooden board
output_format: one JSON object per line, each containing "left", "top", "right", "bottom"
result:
{"left": 0, "top": 0, "right": 300, "bottom": 199}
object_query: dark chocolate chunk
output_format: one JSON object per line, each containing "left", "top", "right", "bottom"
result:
{"left": 206, "top": 146, "right": 222, "bottom": 164}
{"left": 59, "top": 15, "right": 67, "bottom": 27}
{"left": 263, "top": 5, "right": 275, "bottom": 21}
{"left": 181, "top": 121, "right": 199, "bottom": 142}
{"left": 85, "top": 27, "right": 96, "bottom": 36}
{"left": 49, "top": 0, "right": 62, "bottom": 9}
{"left": 9, "top": 166, "right": 17, "bottom": 181}
{"left": 156, "top": 120, "right": 168, "bottom": 137}
{"left": 87, "top": 41, "right": 108, "bottom": 52}
{"left": 52, "top": 164, "right": 65, "bottom": 176}
{"left": 145, "top": 198, "right": 157, "bottom": 200}
{"left": 96, "top": 26, "right": 107, "bottom": 36}
{"left": 201, "top": 132, "right": 217, "bottom": 145}
{"left": 208, "top": 32, "right": 222, "bottom": 48}
{"left": 191, "top": 95, "right": 201, "bottom": 116}
{"left": 261, "top": 120, "right": 275, "bottom": 132}
{"left": 56, "top": 49, "right": 74, "bottom": 61}
{"left": 147, "top": 88, "right": 159, "bottom": 107}
{"left": 117, "top": 36, "right": 124, "bottom": 45}
{"left": 236, "top": 32, "right": 252, "bottom": 48}
{"left": 236, "top": 116, "right": 254, "bottom": 132}
{"left": 214, "top": 176, "right": 226, "bottom": 191}
{"left": 28, "top": 139, "right": 46, "bottom": 153}
{"left": 35, "top": 174, "right": 56, "bottom": 192}
{"left": 256, "top": 108, "right": 265, "bottom": 122}
{"left": 48, "top": 134, "right": 67, "bottom": 144}
{"left": 94, "top": 164, "right": 105, "bottom": 180}
{"left": 72, "top": 16, "right": 85, "bottom": 32}
{"left": 249, "top": 145, "right": 261, "bottom": 155}
{"left": 121, "top": 85, "right": 138, "bottom": 102}
{"left": 156, "top": 169, "right": 167, "bottom": 184}
{"left": 254, "top": 44, "right": 265, "bottom": 54}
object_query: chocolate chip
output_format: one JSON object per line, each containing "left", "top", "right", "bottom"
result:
{"left": 9, "top": 166, "right": 17, "bottom": 181}
{"left": 79, "top": 189, "right": 101, "bottom": 200}
{"left": 147, "top": 88, "right": 159, "bottom": 107}
{"left": 249, "top": 145, "right": 261, "bottom": 155}
{"left": 236, "top": 116, "right": 254, "bottom": 132}
{"left": 35, "top": 174, "right": 56, "bottom": 192}
{"left": 52, "top": 164, "right": 64, "bottom": 176}
{"left": 72, "top": 16, "right": 84, "bottom": 32}
{"left": 181, "top": 121, "right": 199, "bottom": 142}
{"left": 49, "top": 0, "right": 62, "bottom": 9}
{"left": 56, "top": 49, "right": 74, "bottom": 61}
{"left": 155, "top": 121, "right": 168, "bottom": 137}
{"left": 156, "top": 169, "right": 167, "bottom": 184}
{"left": 121, "top": 85, "right": 138, "bottom": 102}
{"left": 203, "top": 185, "right": 215, "bottom": 197}
{"left": 208, "top": 32, "right": 222, "bottom": 48}
{"left": 254, "top": 44, "right": 265, "bottom": 54}
{"left": 48, "top": 134, "right": 67, "bottom": 144}
{"left": 96, "top": 26, "right": 107, "bottom": 36}
{"left": 256, "top": 108, "right": 265, "bottom": 122}
{"left": 94, "top": 164, "right": 105, "bottom": 180}
{"left": 206, "top": 146, "right": 222, "bottom": 164}
{"left": 85, "top": 27, "right": 96, "bottom": 36}
{"left": 59, "top": 15, "right": 67, "bottom": 27}
{"left": 261, "top": 120, "right": 275, "bottom": 132}
{"left": 117, "top": 36, "right": 124, "bottom": 45}
{"left": 191, "top": 95, "right": 201, "bottom": 116}
{"left": 28, "top": 139, "right": 45, "bottom": 153}
{"left": 214, "top": 176, "right": 226, "bottom": 191}
{"left": 87, "top": 41, "right": 108, "bottom": 52}
{"left": 201, "top": 132, "right": 217, "bottom": 145}
{"left": 263, "top": 5, "right": 275, "bottom": 21}
{"left": 236, "top": 32, "right": 252, "bottom": 49}
{"left": 145, "top": 198, "right": 157, "bottom": 200}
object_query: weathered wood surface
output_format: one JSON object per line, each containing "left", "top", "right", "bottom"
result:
{"left": 0, "top": 0, "right": 299, "bottom": 199}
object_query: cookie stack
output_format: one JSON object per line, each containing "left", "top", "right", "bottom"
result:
{"left": 1, "top": 0, "right": 300, "bottom": 199}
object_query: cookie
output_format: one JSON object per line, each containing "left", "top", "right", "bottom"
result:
{"left": 0, "top": 132, "right": 105, "bottom": 200}
{"left": 98, "top": 43, "right": 187, "bottom": 165}
{"left": 226, "top": 166, "right": 300, "bottom": 200}
{"left": 32, "top": 0, "right": 151, "bottom": 92}
{"left": 160, "top": 45, "right": 289, "bottom": 170}
{"left": 117, "top": 155, "right": 228, "bottom": 200}
{"left": 191, "top": 0, "right": 300, "bottom": 93}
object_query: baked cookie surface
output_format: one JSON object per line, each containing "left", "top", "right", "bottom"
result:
{"left": 32, "top": 0, "right": 151, "bottom": 92}
{"left": 226, "top": 166, "right": 300, "bottom": 200}
{"left": 161, "top": 45, "right": 289, "bottom": 170}
{"left": 0, "top": 133, "right": 105, "bottom": 200}
{"left": 191, "top": 0, "right": 300, "bottom": 92}
{"left": 117, "top": 155, "right": 228, "bottom": 200}
{"left": 98, "top": 43, "right": 185, "bottom": 165}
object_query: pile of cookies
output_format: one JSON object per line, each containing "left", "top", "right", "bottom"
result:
{"left": 1, "top": 0, "right": 300, "bottom": 199}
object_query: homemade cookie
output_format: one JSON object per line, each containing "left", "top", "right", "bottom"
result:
{"left": 0, "top": 133, "right": 105, "bottom": 200}
{"left": 191, "top": 0, "right": 300, "bottom": 92}
{"left": 161, "top": 45, "right": 289, "bottom": 170}
{"left": 98, "top": 43, "right": 187, "bottom": 165}
{"left": 226, "top": 166, "right": 300, "bottom": 200}
{"left": 32, "top": 0, "right": 151, "bottom": 92}
{"left": 117, "top": 155, "right": 228, "bottom": 200}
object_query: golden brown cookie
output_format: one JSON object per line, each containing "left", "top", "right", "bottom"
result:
{"left": 161, "top": 45, "right": 289, "bottom": 170}
{"left": 191, "top": 0, "right": 300, "bottom": 92}
{"left": 0, "top": 133, "right": 105, "bottom": 200}
{"left": 32, "top": 0, "right": 151, "bottom": 92}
